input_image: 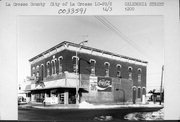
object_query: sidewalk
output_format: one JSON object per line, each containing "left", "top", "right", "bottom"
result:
{"left": 19, "top": 102, "right": 79, "bottom": 109}
{"left": 19, "top": 101, "right": 163, "bottom": 110}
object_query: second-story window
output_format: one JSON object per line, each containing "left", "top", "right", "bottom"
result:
{"left": 41, "top": 64, "right": 44, "bottom": 81}
{"left": 128, "top": 66, "right": 133, "bottom": 80}
{"left": 116, "top": 64, "right": 122, "bottom": 78}
{"left": 72, "top": 56, "right": 79, "bottom": 73}
{"left": 138, "top": 68, "right": 142, "bottom": 83}
{"left": 51, "top": 59, "right": 57, "bottom": 75}
{"left": 32, "top": 67, "right": 35, "bottom": 77}
{"left": 90, "top": 59, "right": 96, "bottom": 76}
{"left": 58, "top": 56, "right": 63, "bottom": 74}
{"left": 36, "top": 71, "right": 40, "bottom": 78}
{"left": 32, "top": 73, "right": 35, "bottom": 78}
{"left": 46, "top": 61, "right": 50, "bottom": 77}
{"left": 36, "top": 65, "right": 39, "bottom": 71}
{"left": 104, "top": 62, "right": 110, "bottom": 77}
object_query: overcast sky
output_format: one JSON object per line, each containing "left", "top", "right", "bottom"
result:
{"left": 17, "top": 16, "right": 164, "bottom": 91}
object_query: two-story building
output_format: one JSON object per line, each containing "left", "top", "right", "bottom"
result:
{"left": 25, "top": 41, "right": 147, "bottom": 105}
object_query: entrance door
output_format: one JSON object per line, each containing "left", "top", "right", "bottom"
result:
{"left": 114, "top": 83, "right": 125, "bottom": 103}
{"left": 133, "top": 87, "right": 136, "bottom": 104}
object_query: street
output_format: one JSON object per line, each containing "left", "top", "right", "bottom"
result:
{"left": 18, "top": 107, "right": 117, "bottom": 121}
{"left": 18, "top": 103, "right": 163, "bottom": 121}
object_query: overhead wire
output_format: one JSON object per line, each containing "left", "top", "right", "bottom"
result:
{"left": 94, "top": 16, "right": 147, "bottom": 58}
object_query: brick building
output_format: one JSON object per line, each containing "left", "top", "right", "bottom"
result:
{"left": 25, "top": 41, "right": 147, "bottom": 105}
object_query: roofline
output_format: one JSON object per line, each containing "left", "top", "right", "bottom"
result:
{"left": 29, "top": 41, "right": 148, "bottom": 64}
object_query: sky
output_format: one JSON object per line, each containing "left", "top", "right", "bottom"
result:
{"left": 17, "top": 16, "right": 164, "bottom": 91}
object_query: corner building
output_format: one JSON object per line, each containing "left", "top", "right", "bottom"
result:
{"left": 26, "top": 41, "right": 147, "bottom": 105}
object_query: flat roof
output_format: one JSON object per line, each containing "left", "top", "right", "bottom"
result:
{"left": 29, "top": 41, "right": 148, "bottom": 64}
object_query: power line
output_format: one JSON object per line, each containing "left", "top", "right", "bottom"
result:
{"left": 94, "top": 16, "right": 147, "bottom": 57}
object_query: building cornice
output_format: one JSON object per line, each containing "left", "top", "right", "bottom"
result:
{"left": 29, "top": 41, "right": 148, "bottom": 66}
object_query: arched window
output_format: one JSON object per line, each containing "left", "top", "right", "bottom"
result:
{"left": 104, "top": 62, "right": 110, "bottom": 77}
{"left": 41, "top": 64, "right": 44, "bottom": 81}
{"left": 46, "top": 61, "right": 50, "bottom": 77}
{"left": 32, "top": 67, "right": 35, "bottom": 71}
{"left": 90, "top": 59, "right": 96, "bottom": 75}
{"left": 142, "top": 87, "right": 146, "bottom": 95}
{"left": 54, "top": 59, "right": 57, "bottom": 74}
{"left": 32, "top": 73, "right": 35, "bottom": 78}
{"left": 137, "top": 68, "right": 142, "bottom": 82}
{"left": 72, "top": 56, "right": 79, "bottom": 73}
{"left": 51, "top": 60, "right": 54, "bottom": 75}
{"left": 116, "top": 64, "right": 122, "bottom": 78}
{"left": 32, "top": 67, "right": 35, "bottom": 77}
{"left": 51, "top": 59, "right": 57, "bottom": 75}
{"left": 58, "top": 56, "right": 63, "bottom": 74}
{"left": 36, "top": 71, "right": 40, "bottom": 78}
{"left": 128, "top": 66, "right": 133, "bottom": 80}
{"left": 36, "top": 65, "right": 39, "bottom": 71}
{"left": 137, "top": 87, "right": 141, "bottom": 98}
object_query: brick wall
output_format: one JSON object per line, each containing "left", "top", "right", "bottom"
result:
{"left": 30, "top": 49, "right": 146, "bottom": 88}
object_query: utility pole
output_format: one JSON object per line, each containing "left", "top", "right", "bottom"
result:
{"left": 75, "top": 40, "right": 88, "bottom": 105}
{"left": 160, "top": 65, "right": 164, "bottom": 105}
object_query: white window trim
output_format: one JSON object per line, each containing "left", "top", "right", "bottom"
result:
{"left": 137, "top": 68, "right": 142, "bottom": 72}
{"left": 116, "top": 64, "right": 122, "bottom": 68}
{"left": 36, "top": 65, "right": 39, "bottom": 70}
{"left": 46, "top": 61, "right": 50, "bottom": 65}
{"left": 90, "top": 59, "right": 96, "bottom": 63}
{"left": 104, "top": 62, "right": 110, "bottom": 66}
{"left": 58, "top": 56, "right": 63, "bottom": 61}
{"left": 72, "top": 56, "right": 79, "bottom": 60}
{"left": 32, "top": 67, "right": 35, "bottom": 70}
{"left": 128, "top": 66, "right": 133, "bottom": 71}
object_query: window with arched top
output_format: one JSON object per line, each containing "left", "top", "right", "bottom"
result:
{"left": 51, "top": 59, "right": 57, "bottom": 75}
{"left": 36, "top": 71, "right": 40, "bottom": 78}
{"left": 46, "top": 61, "right": 50, "bottom": 77}
{"left": 138, "top": 68, "right": 142, "bottom": 72}
{"left": 41, "top": 64, "right": 44, "bottom": 81}
{"left": 104, "top": 62, "right": 110, "bottom": 77}
{"left": 137, "top": 87, "right": 141, "bottom": 98}
{"left": 137, "top": 68, "right": 142, "bottom": 82}
{"left": 32, "top": 73, "right": 35, "bottom": 78}
{"left": 90, "top": 59, "right": 96, "bottom": 76}
{"left": 142, "top": 87, "right": 146, "bottom": 95}
{"left": 72, "top": 56, "right": 79, "bottom": 73}
{"left": 58, "top": 56, "right": 63, "bottom": 74}
{"left": 32, "top": 67, "right": 35, "bottom": 71}
{"left": 54, "top": 59, "right": 57, "bottom": 74}
{"left": 51, "top": 60, "right": 54, "bottom": 75}
{"left": 36, "top": 65, "right": 39, "bottom": 71}
{"left": 116, "top": 64, "right": 122, "bottom": 78}
{"left": 128, "top": 66, "right": 133, "bottom": 80}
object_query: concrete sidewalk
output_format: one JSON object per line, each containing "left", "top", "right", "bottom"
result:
{"left": 19, "top": 101, "right": 163, "bottom": 110}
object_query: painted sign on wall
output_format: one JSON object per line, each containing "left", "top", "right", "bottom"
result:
{"left": 97, "top": 77, "right": 112, "bottom": 92}
{"left": 89, "top": 76, "right": 97, "bottom": 92}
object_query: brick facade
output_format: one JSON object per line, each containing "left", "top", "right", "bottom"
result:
{"left": 28, "top": 41, "right": 147, "bottom": 104}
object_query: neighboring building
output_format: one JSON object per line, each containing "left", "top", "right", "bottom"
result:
{"left": 25, "top": 41, "right": 147, "bottom": 105}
